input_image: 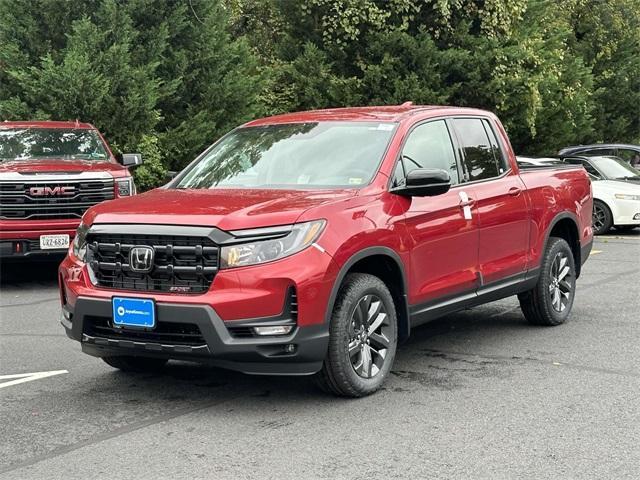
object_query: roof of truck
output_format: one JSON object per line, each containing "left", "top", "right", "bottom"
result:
{"left": 0, "top": 120, "right": 96, "bottom": 129}
{"left": 244, "top": 104, "right": 492, "bottom": 126}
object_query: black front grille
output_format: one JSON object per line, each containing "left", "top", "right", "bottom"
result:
{"left": 85, "top": 315, "right": 206, "bottom": 346}
{"left": 87, "top": 233, "right": 219, "bottom": 293}
{"left": 0, "top": 179, "right": 115, "bottom": 220}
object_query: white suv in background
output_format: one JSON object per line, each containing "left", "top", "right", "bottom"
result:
{"left": 563, "top": 156, "right": 640, "bottom": 235}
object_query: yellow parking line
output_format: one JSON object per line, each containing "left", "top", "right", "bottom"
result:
{"left": 597, "top": 235, "right": 640, "bottom": 240}
{"left": 591, "top": 250, "right": 602, "bottom": 255}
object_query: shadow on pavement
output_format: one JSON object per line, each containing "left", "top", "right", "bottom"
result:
{"left": 0, "top": 258, "right": 62, "bottom": 287}
{"left": 84, "top": 302, "right": 531, "bottom": 402}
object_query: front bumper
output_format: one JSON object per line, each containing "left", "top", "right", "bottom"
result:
{"left": 62, "top": 296, "right": 329, "bottom": 375}
{"left": 0, "top": 221, "right": 77, "bottom": 259}
{"left": 611, "top": 199, "right": 640, "bottom": 226}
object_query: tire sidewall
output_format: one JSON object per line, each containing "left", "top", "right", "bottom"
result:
{"left": 593, "top": 200, "right": 613, "bottom": 235}
{"left": 537, "top": 238, "right": 576, "bottom": 325}
{"left": 331, "top": 275, "right": 398, "bottom": 395}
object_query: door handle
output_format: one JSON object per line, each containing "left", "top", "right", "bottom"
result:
{"left": 458, "top": 191, "right": 474, "bottom": 220}
{"left": 458, "top": 190, "right": 475, "bottom": 207}
{"left": 508, "top": 187, "right": 522, "bottom": 197}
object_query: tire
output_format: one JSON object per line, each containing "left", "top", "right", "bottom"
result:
{"left": 102, "top": 356, "right": 168, "bottom": 372}
{"left": 518, "top": 237, "right": 576, "bottom": 326}
{"left": 315, "top": 273, "right": 398, "bottom": 397}
{"left": 592, "top": 200, "right": 613, "bottom": 235}
{"left": 615, "top": 225, "right": 638, "bottom": 232}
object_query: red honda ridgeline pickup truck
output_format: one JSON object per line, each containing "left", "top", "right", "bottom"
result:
{"left": 0, "top": 121, "right": 141, "bottom": 259}
{"left": 59, "top": 105, "right": 593, "bottom": 397}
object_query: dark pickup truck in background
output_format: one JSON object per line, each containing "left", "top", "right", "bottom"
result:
{"left": 0, "top": 121, "right": 141, "bottom": 259}
{"left": 59, "top": 105, "right": 594, "bottom": 396}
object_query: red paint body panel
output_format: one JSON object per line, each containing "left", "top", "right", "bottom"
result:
{"left": 84, "top": 188, "right": 357, "bottom": 231}
{"left": 398, "top": 189, "right": 479, "bottom": 304}
{"left": 58, "top": 106, "right": 593, "bottom": 338}
{"left": 0, "top": 121, "right": 131, "bottom": 245}
{"left": 473, "top": 174, "right": 530, "bottom": 284}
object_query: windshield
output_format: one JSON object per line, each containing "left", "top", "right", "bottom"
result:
{"left": 591, "top": 156, "right": 640, "bottom": 179}
{"left": 0, "top": 128, "right": 109, "bottom": 161}
{"left": 175, "top": 122, "right": 397, "bottom": 189}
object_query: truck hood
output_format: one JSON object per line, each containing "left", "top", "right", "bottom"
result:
{"left": 0, "top": 158, "right": 126, "bottom": 174}
{"left": 84, "top": 187, "right": 357, "bottom": 231}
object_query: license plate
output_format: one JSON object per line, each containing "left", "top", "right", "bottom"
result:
{"left": 40, "top": 234, "right": 70, "bottom": 250}
{"left": 112, "top": 297, "right": 155, "bottom": 328}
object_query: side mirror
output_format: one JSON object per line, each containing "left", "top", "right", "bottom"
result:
{"left": 392, "top": 168, "right": 451, "bottom": 197}
{"left": 120, "top": 153, "right": 143, "bottom": 168}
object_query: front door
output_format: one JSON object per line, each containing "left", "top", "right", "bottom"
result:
{"left": 394, "top": 119, "right": 480, "bottom": 305}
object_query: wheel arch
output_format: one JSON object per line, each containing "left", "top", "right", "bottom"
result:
{"left": 325, "top": 247, "right": 410, "bottom": 343}
{"left": 593, "top": 196, "right": 615, "bottom": 222}
{"left": 544, "top": 212, "right": 582, "bottom": 277}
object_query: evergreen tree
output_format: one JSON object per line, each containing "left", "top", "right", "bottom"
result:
{"left": 0, "top": 0, "right": 264, "bottom": 186}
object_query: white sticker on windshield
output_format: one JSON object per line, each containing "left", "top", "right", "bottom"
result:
{"left": 377, "top": 124, "right": 395, "bottom": 131}
{"left": 297, "top": 174, "right": 311, "bottom": 184}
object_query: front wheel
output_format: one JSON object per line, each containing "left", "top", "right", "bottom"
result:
{"left": 518, "top": 237, "right": 576, "bottom": 326}
{"left": 315, "top": 273, "right": 398, "bottom": 397}
{"left": 592, "top": 200, "right": 613, "bottom": 235}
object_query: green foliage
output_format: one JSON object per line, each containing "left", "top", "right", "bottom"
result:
{"left": 1, "top": 0, "right": 638, "bottom": 189}
{"left": 232, "top": 0, "right": 635, "bottom": 155}
{"left": 0, "top": 0, "right": 264, "bottom": 188}
{"left": 129, "top": 134, "right": 168, "bottom": 192}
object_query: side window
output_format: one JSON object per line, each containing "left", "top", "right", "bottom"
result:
{"left": 452, "top": 118, "right": 501, "bottom": 181}
{"left": 615, "top": 149, "right": 638, "bottom": 164}
{"left": 392, "top": 160, "right": 406, "bottom": 187}
{"left": 482, "top": 119, "right": 509, "bottom": 174}
{"left": 583, "top": 148, "right": 615, "bottom": 157}
{"left": 581, "top": 161, "right": 601, "bottom": 178}
{"left": 397, "top": 120, "right": 459, "bottom": 185}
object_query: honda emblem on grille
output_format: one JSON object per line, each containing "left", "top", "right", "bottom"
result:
{"left": 129, "top": 246, "right": 154, "bottom": 273}
{"left": 29, "top": 186, "right": 75, "bottom": 196}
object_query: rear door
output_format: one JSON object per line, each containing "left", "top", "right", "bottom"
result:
{"left": 450, "top": 117, "right": 530, "bottom": 286}
{"left": 393, "top": 119, "right": 480, "bottom": 305}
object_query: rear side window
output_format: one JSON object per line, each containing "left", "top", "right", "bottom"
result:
{"left": 452, "top": 118, "right": 502, "bottom": 181}
{"left": 398, "top": 120, "right": 459, "bottom": 185}
{"left": 482, "top": 120, "right": 509, "bottom": 174}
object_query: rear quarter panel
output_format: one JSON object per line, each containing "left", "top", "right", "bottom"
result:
{"left": 518, "top": 167, "right": 593, "bottom": 269}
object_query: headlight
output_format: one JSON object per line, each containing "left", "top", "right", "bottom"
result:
{"left": 116, "top": 178, "right": 136, "bottom": 196}
{"left": 614, "top": 193, "right": 640, "bottom": 201}
{"left": 72, "top": 222, "right": 89, "bottom": 261}
{"left": 221, "top": 220, "right": 326, "bottom": 269}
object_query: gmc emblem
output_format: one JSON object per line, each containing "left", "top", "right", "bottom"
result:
{"left": 29, "top": 186, "right": 75, "bottom": 196}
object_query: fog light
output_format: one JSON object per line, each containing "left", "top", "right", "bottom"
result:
{"left": 253, "top": 325, "right": 293, "bottom": 336}
{"left": 284, "top": 344, "right": 296, "bottom": 354}
{"left": 634, "top": 213, "right": 640, "bottom": 220}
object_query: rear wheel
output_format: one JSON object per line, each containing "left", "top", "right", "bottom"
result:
{"left": 102, "top": 356, "right": 168, "bottom": 372}
{"left": 518, "top": 237, "right": 576, "bottom": 326}
{"left": 592, "top": 200, "right": 613, "bottom": 235}
{"left": 315, "top": 273, "right": 398, "bottom": 397}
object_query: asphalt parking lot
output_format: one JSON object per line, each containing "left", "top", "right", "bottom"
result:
{"left": 1, "top": 232, "right": 639, "bottom": 479}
